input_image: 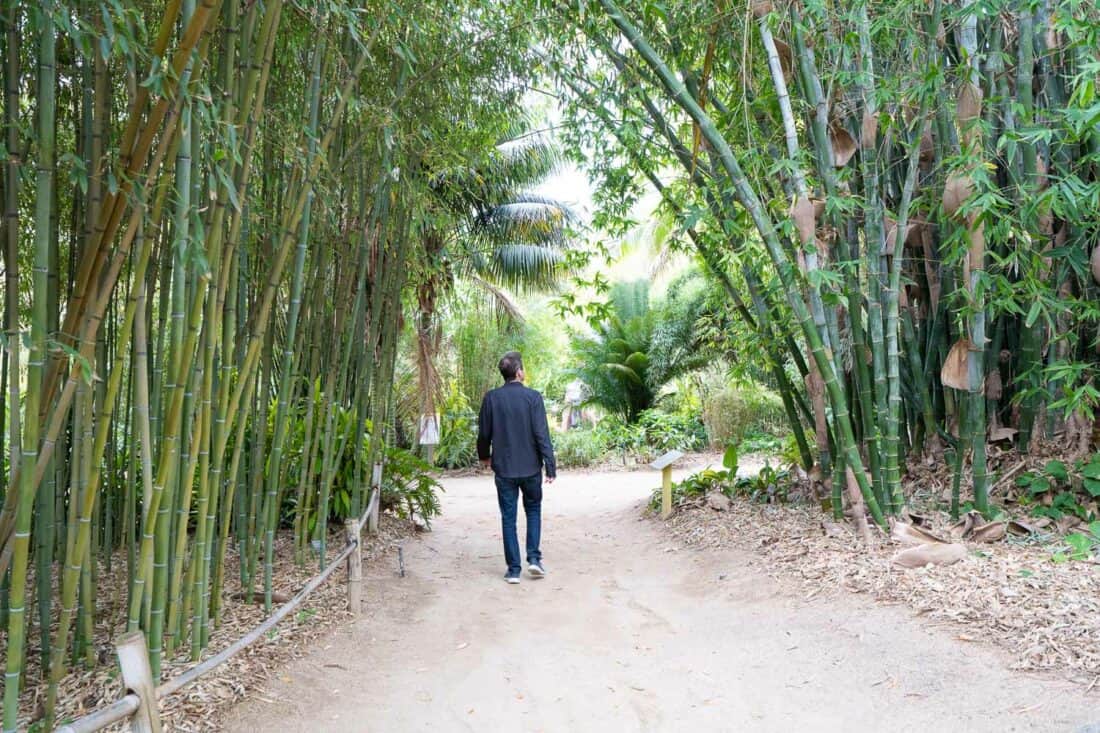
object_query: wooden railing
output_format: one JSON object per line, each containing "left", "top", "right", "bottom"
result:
{"left": 56, "top": 477, "right": 383, "bottom": 733}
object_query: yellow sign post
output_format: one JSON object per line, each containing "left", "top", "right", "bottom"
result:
{"left": 650, "top": 450, "right": 684, "bottom": 519}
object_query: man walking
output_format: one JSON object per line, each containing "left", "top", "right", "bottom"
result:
{"left": 477, "top": 352, "right": 557, "bottom": 584}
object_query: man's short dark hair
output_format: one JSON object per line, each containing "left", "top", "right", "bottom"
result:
{"left": 499, "top": 351, "right": 523, "bottom": 381}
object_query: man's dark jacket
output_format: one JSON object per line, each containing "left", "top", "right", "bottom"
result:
{"left": 477, "top": 381, "right": 557, "bottom": 479}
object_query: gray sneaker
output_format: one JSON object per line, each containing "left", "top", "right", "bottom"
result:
{"left": 527, "top": 563, "right": 546, "bottom": 579}
{"left": 505, "top": 573, "right": 521, "bottom": 584}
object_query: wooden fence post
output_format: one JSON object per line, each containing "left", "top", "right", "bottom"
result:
{"left": 345, "top": 519, "right": 362, "bottom": 615}
{"left": 368, "top": 461, "right": 383, "bottom": 534}
{"left": 115, "top": 631, "right": 162, "bottom": 733}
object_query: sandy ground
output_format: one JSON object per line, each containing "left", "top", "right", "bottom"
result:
{"left": 224, "top": 465, "right": 1098, "bottom": 732}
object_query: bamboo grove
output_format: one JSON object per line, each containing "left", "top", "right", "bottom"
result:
{"left": 540, "top": 1, "right": 1100, "bottom": 527}
{"left": 0, "top": 0, "right": 542, "bottom": 728}
{"left": 5, "top": 0, "right": 1100, "bottom": 727}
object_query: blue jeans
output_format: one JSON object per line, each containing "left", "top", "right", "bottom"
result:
{"left": 495, "top": 473, "right": 542, "bottom": 575}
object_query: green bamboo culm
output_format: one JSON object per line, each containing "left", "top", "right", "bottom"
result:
{"left": 3, "top": 2, "right": 53, "bottom": 728}
{"left": 261, "top": 34, "right": 325, "bottom": 612}
{"left": 595, "top": 0, "right": 886, "bottom": 527}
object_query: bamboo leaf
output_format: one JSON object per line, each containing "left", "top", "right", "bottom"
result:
{"left": 1025, "top": 300, "right": 1042, "bottom": 328}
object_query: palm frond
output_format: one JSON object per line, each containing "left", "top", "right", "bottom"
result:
{"left": 472, "top": 200, "right": 575, "bottom": 249}
{"left": 603, "top": 362, "right": 644, "bottom": 386}
{"left": 491, "top": 136, "right": 564, "bottom": 191}
{"left": 467, "top": 274, "right": 526, "bottom": 325}
{"left": 476, "top": 244, "right": 566, "bottom": 292}
{"left": 431, "top": 137, "right": 567, "bottom": 216}
{"left": 570, "top": 281, "right": 657, "bottom": 422}
{"left": 624, "top": 352, "right": 650, "bottom": 372}
{"left": 423, "top": 122, "right": 581, "bottom": 303}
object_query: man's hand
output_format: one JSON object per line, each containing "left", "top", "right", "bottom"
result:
{"left": 480, "top": 459, "right": 491, "bottom": 470}
{"left": 545, "top": 474, "right": 556, "bottom": 484}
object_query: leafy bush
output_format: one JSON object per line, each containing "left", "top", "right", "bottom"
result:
{"left": 275, "top": 380, "right": 376, "bottom": 527}
{"left": 433, "top": 385, "right": 478, "bottom": 469}
{"left": 552, "top": 427, "right": 609, "bottom": 468}
{"left": 1054, "top": 521, "right": 1100, "bottom": 563}
{"left": 649, "top": 445, "right": 793, "bottom": 511}
{"left": 1015, "top": 455, "right": 1100, "bottom": 522}
{"left": 656, "top": 371, "right": 712, "bottom": 420}
{"left": 381, "top": 446, "right": 444, "bottom": 527}
{"left": 555, "top": 410, "right": 707, "bottom": 467}
{"left": 435, "top": 410, "right": 478, "bottom": 469}
{"left": 740, "top": 430, "right": 784, "bottom": 455}
{"left": 650, "top": 445, "right": 739, "bottom": 510}
{"left": 592, "top": 415, "right": 647, "bottom": 457}
{"left": 637, "top": 409, "right": 706, "bottom": 452}
{"left": 571, "top": 281, "right": 656, "bottom": 422}
{"left": 701, "top": 385, "right": 787, "bottom": 449}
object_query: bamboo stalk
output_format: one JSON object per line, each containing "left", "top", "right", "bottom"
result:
{"left": 598, "top": 0, "right": 885, "bottom": 527}
{"left": 883, "top": 1, "right": 942, "bottom": 510}
{"left": 0, "top": 9, "right": 218, "bottom": 572}
{"left": 2, "top": 1, "right": 20, "bottom": 493}
{"left": 2, "top": 3, "right": 53, "bottom": 726}
{"left": 260, "top": 35, "right": 325, "bottom": 612}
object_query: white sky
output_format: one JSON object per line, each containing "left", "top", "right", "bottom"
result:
{"left": 534, "top": 161, "right": 594, "bottom": 223}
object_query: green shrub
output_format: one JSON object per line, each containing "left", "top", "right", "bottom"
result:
{"left": 592, "top": 415, "right": 647, "bottom": 456}
{"left": 552, "top": 427, "right": 609, "bottom": 468}
{"left": 637, "top": 409, "right": 706, "bottom": 452}
{"left": 553, "top": 410, "right": 708, "bottom": 470}
{"left": 740, "top": 430, "right": 784, "bottom": 455}
{"left": 649, "top": 446, "right": 793, "bottom": 511}
{"left": 650, "top": 445, "right": 739, "bottom": 510}
{"left": 702, "top": 385, "right": 787, "bottom": 449}
{"left": 571, "top": 281, "right": 656, "bottom": 422}
{"left": 658, "top": 374, "right": 704, "bottom": 418}
{"left": 381, "top": 446, "right": 444, "bottom": 528}
{"left": 435, "top": 410, "right": 478, "bottom": 469}
{"left": 433, "top": 386, "right": 478, "bottom": 469}
{"left": 1015, "top": 454, "right": 1100, "bottom": 523}
{"left": 1054, "top": 521, "right": 1100, "bottom": 563}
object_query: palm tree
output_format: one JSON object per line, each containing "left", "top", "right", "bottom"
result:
{"left": 411, "top": 123, "right": 579, "bottom": 451}
{"left": 571, "top": 280, "right": 656, "bottom": 423}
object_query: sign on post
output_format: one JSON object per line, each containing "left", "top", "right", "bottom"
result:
{"left": 650, "top": 450, "right": 684, "bottom": 519}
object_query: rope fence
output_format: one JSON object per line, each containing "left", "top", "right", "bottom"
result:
{"left": 57, "top": 477, "right": 383, "bottom": 733}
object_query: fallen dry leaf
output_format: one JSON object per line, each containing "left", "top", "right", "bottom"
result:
{"left": 892, "top": 542, "right": 968, "bottom": 568}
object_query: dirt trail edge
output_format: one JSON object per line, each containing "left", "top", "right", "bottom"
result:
{"left": 225, "top": 467, "right": 1096, "bottom": 732}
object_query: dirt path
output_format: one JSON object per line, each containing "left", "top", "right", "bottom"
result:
{"left": 225, "top": 466, "right": 1096, "bottom": 732}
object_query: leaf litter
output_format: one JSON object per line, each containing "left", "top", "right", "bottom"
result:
{"left": 10, "top": 515, "right": 415, "bottom": 731}
{"left": 662, "top": 482, "right": 1100, "bottom": 687}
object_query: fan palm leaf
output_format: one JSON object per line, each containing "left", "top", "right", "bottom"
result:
{"left": 473, "top": 196, "right": 575, "bottom": 247}
{"left": 431, "top": 133, "right": 567, "bottom": 219}
{"left": 473, "top": 243, "right": 566, "bottom": 292}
